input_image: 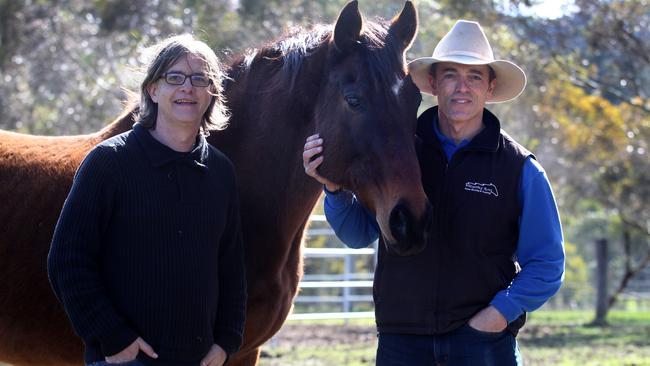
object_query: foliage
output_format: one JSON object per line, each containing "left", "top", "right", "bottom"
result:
{"left": 552, "top": 241, "right": 590, "bottom": 307}
{"left": 538, "top": 74, "right": 649, "bottom": 233}
{"left": 481, "top": 0, "right": 650, "bottom": 317}
{"left": 526, "top": 14, "right": 649, "bottom": 313}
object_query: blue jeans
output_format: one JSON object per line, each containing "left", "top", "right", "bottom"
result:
{"left": 86, "top": 361, "right": 145, "bottom": 366}
{"left": 376, "top": 324, "right": 523, "bottom": 366}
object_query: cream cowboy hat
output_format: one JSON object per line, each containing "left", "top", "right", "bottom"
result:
{"left": 408, "top": 20, "right": 527, "bottom": 103}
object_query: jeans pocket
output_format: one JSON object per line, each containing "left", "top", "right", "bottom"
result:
{"left": 464, "top": 323, "right": 505, "bottom": 338}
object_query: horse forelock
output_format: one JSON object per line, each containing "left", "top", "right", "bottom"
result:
{"left": 358, "top": 20, "right": 408, "bottom": 104}
{"left": 322, "top": 19, "right": 407, "bottom": 105}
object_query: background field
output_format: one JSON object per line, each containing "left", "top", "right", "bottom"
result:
{"left": 258, "top": 310, "right": 650, "bottom": 366}
{"left": 0, "top": 310, "right": 648, "bottom": 365}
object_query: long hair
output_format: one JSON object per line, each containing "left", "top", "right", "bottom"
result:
{"left": 137, "top": 34, "right": 229, "bottom": 133}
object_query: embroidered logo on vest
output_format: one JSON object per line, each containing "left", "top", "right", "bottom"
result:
{"left": 465, "top": 182, "right": 499, "bottom": 197}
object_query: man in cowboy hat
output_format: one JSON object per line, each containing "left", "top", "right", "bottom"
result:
{"left": 303, "top": 20, "right": 564, "bottom": 365}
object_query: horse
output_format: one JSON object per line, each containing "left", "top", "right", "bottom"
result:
{"left": 0, "top": 1, "right": 430, "bottom": 365}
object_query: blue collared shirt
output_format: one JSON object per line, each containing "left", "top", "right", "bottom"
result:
{"left": 324, "top": 118, "right": 565, "bottom": 323}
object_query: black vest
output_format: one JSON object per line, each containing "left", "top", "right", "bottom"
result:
{"left": 374, "top": 106, "right": 531, "bottom": 335}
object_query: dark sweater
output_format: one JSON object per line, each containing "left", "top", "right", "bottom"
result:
{"left": 48, "top": 123, "right": 246, "bottom": 366}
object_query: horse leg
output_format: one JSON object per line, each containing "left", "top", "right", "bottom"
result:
{"left": 228, "top": 347, "right": 260, "bottom": 366}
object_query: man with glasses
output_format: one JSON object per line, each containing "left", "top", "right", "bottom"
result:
{"left": 48, "top": 34, "right": 246, "bottom": 366}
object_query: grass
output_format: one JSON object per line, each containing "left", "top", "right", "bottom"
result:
{"left": 520, "top": 310, "right": 650, "bottom": 366}
{"left": 2, "top": 311, "right": 646, "bottom": 365}
{"left": 259, "top": 318, "right": 377, "bottom": 366}
{"left": 258, "top": 310, "right": 650, "bottom": 366}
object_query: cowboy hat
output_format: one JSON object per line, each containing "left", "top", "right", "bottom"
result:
{"left": 408, "top": 20, "right": 526, "bottom": 103}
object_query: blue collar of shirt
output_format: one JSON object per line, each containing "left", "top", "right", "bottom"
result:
{"left": 432, "top": 117, "right": 471, "bottom": 161}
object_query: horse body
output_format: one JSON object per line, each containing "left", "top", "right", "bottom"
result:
{"left": 0, "top": 2, "right": 427, "bottom": 365}
{"left": 0, "top": 116, "right": 134, "bottom": 366}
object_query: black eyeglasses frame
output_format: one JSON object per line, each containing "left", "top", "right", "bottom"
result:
{"left": 161, "top": 72, "right": 212, "bottom": 87}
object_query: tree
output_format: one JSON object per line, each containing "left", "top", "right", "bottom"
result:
{"left": 517, "top": 0, "right": 650, "bottom": 322}
{"left": 0, "top": 0, "right": 241, "bottom": 134}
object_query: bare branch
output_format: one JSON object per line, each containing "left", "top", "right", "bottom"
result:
{"left": 549, "top": 54, "right": 650, "bottom": 114}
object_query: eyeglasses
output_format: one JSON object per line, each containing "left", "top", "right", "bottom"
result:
{"left": 161, "top": 72, "right": 212, "bottom": 87}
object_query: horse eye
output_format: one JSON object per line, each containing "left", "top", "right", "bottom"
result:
{"left": 345, "top": 95, "right": 362, "bottom": 109}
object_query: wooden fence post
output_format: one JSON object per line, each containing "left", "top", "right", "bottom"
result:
{"left": 593, "top": 238, "right": 609, "bottom": 325}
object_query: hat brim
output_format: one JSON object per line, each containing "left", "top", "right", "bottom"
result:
{"left": 407, "top": 56, "right": 527, "bottom": 103}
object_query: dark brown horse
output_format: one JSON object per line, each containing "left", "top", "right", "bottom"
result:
{"left": 0, "top": 2, "right": 429, "bottom": 365}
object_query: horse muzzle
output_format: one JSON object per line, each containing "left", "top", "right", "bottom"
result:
{"left": 385, "top": 200, "right": 432, "bottom": 256}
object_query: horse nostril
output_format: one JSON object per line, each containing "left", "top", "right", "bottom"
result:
{"left": 389, "top": 203, "right": 412, "bottom": 243}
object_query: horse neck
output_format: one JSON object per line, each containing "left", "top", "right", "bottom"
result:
{"left": 211, "top": 45, "right": 328, "bottom": 220}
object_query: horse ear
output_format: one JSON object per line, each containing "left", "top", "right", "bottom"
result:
{"left": 332, "top": 0, "right": 363, "bottom": 53}
{"left": 389, "top": 1, "right": 418, "bottom": 52}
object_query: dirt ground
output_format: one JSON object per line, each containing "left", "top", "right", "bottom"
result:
{"left": 264, "top": 322, "right": 376, "bottom": 348}
{"left": 258, "top": 322, "right": 377, "bottom": 366}
{"left": 257, "top": 317, "right": 650, "bottom": 366}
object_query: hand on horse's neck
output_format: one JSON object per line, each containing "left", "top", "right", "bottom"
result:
{"left": 149, "top": 121, "right": 199, "bottom": 152}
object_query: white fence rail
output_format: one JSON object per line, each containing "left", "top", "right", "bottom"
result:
{"left": 288, "top": 215, "right": 377, "bottom": 320}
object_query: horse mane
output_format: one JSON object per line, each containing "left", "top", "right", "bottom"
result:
{"left": 226, "top": 18, "right": 406, "bottom": 102}
{"left": 225, "top": 25, "right": 330, "bottom": 100}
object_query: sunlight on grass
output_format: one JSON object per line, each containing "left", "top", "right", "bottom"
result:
{"left": 521, "top": 310, "right": 650, "bottom": 366}
{"left": 260, "top": 310, "right": 650, "bottom": 366}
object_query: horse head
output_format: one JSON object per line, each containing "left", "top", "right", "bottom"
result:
{"left": 315, "top": 1, "right": 431, "bottom": 256}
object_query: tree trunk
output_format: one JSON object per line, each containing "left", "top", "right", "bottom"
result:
{"left": 606, "top": 223, "right": 650, "bottom": 312}
{"left": 592, "top": 238, "right": 609, "bottom": 326}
